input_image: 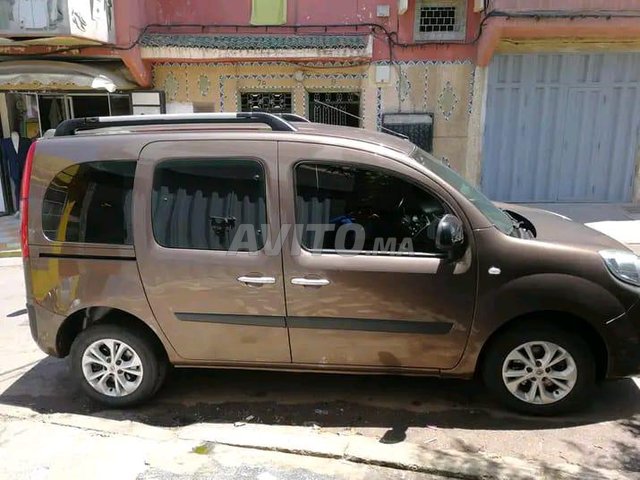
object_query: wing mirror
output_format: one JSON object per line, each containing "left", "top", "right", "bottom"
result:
{"left": 436, "top": 214, "right": 464, "bottom": 255}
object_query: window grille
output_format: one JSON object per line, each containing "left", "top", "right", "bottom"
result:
{"left": 414, "top": 1, "right": 466, "bottom": 41}
{"left": 240, "top": 92, "right": 292, "bottom": 113}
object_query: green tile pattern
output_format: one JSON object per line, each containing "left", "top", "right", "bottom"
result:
{"left": 140, "top": 34, "right": 369, "bottom": 50}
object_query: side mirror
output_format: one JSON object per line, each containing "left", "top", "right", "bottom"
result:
{"left": 436, "top": 214, "right": 464, "bottom": 253}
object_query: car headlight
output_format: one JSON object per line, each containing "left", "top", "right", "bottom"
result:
{"left": 599, "top": 250, "right": 640, "bottom": 286}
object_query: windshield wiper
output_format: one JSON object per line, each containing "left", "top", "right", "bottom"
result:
{"left": 502, "top": 209, "right": 524, "bottom": 233}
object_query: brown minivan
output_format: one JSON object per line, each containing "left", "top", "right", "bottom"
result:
{"left": 21, "top": 113, "right": 640, "bottom": 415}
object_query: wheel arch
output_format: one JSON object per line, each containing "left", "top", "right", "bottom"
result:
{"left": 476, "top": 311, "right": 609, "bottom": 381}
{"left": 56, "top": 306, "right": 169, "bottom": 362}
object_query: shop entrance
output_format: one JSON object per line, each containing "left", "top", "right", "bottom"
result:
{"left": 39, "top": 95, "right": 69, "bottom": 132}
{"left": 0, "top": 91, "right": 133, "bottom": 214}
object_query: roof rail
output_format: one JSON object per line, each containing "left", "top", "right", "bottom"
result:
{"left": 53, "top": 112, "right": 297, "bottom": 137}
{"left": 276, "top": 113, "right": 311, "bottom": 123}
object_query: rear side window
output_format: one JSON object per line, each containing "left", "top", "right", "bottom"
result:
{"left": 152, "top": 159, "right": 266, "bottom": 251}
{"left": 42, "top": 161, "right": 136, "bottom": 245}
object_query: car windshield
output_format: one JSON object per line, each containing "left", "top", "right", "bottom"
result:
{"left": 411, "top": 147, "right": 514, "bottom": 235}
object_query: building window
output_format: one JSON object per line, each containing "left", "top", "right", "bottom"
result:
{"left": 152, "top": 159, "right": 267, "bottom": 251}
{"left": 42, "top": 161, "right": 136, "bottom": 245}
{"left": 250, "top": 0, "right": 287, "bottom": 26}
{"left": 382, "top": 113, "right": 434, "bottom": 153}
{"left": 414, "top": 0, "right": 467, "bottom": 42}
{"left": 308, "top": 92, "right": 361, "bottom": 127}
{"left": 240, "top": 92, "right": 292, "bottom": 113}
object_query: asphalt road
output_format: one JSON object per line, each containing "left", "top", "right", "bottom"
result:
{"left": 1, "top": 259, "right": 639, "bottom": 478}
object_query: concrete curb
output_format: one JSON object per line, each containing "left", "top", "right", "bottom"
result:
{"left": 0, "top": 405, "right": 628, "bottom": 480}
{"left": 0, "top": 249, "right": 20, "bottom": 258}
{"left": 177, "top": 423, "right": 624, "bottom": 480}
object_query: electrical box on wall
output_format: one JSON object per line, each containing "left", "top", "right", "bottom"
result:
{"left": 131, "top": 91, "right": 166, "bottom": 115}
{"left": 377, "top": 5, "right": 390, "bottom": 17}
{"left": 375, "top": 65, "right": 391, "bottom": 84}
{"left": 382, "top": 113, "right": 434, "bottom": 152}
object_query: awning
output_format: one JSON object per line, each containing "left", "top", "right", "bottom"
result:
{"left": 0, "top": 60, "right": 138, "bottom": 92}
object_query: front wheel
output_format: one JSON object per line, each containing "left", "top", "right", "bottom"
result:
{"left": 482, "top": 326, "right": 596, "bottom": 415}
{"left": 70, "top": 324, "right": 165, "bottom": 407}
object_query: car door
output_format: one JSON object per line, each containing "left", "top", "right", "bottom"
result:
{"left": 279, "top": 142, "right": 477, "bottom": 370}
{"left": 134, "top": 140, "right": 290, "bottom": 363}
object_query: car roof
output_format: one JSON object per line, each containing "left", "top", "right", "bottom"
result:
{"left": 292, "top": 122, "right": 415, "bottom": 155}
{"left": 48, "top": 113, "right": 416, "bottom": 156}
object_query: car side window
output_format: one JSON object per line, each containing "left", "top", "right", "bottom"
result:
{"left": 294, "top": 162, "right": 447, "bottom": 255}
{"left": 42, "top": 161, "right": 136, "bottom": 245}
{"left": 152, "top": 159, "right": 266, "bottom": 251}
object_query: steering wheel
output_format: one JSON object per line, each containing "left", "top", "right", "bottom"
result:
{"left": 401, "top": 211, "right": 435, "bottom": 240}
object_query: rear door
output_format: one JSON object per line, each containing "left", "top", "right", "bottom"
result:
{"left": 134, "top": 140, "right": 290, "bottom": 363}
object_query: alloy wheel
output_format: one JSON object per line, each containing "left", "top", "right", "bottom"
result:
{"left": 81, "top": 339, "right": 144, "bottom": 397}
{"left": 501, "top": 341, "right": 577, "bottom": 405}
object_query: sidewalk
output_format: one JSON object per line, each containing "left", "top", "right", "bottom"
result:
{"left": 0, "top": 404, "right": 628, "bottom": 479}
{"left": 0, "top": 214, "right": 19, "bottom": 258}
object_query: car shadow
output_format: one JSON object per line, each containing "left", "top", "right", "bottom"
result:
{"left": 1, "top": 357, "right": 639, "bottom": 433}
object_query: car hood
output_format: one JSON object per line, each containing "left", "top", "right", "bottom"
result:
{"left": 497, "top": 203, "right": 631, "bottom": 252}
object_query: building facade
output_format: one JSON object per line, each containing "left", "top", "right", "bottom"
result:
{"left": 0, "top": 0, "right": 161, "bottom": 214}
{"left": 139, "top": 0, "right": 482, "bottom": 181}
{"left": 123, "top": 0, "right": 640, "bottom": 204}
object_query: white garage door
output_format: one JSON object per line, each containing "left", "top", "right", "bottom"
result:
{"left": 482, "top": 53, "right": 640, "bottom": 202}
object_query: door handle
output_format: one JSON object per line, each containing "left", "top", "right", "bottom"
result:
{"left": 291, "top": 278, "right": 330, "bottom": 287}
{"left": 237, "top": 276, "right": 276, "bottom": 285}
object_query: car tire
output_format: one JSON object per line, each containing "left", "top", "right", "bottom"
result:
{"left": 482, "top": 325, "right": 596, "bottom": 416}
{"left": 152, "top": 356, "right": 170, "bottom": 395}
{"left": 70, "top": 324, "right": 166, "bottom": 407}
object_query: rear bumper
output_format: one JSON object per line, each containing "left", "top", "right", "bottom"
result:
{"left": 27, "top": 301, "right": 66, "bottom": 358}
{"left": 605, "top": 301, "right": 640, "bottom": 378}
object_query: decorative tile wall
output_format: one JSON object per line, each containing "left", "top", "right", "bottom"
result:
{"left": 373, "top": 60, "right": 475, "bottom": 173}
{"left": 152, "top": 60, "right": 476, "bottom": 176}
{"left": 153, "top": 62, "right": 368, "bottom": 119}
{"left": 438, "top": 81, "right": 458, "bottom": 121}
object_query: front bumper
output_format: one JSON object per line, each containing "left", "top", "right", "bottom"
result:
{"left": 605, "top": 300, "right": 640, "bottom": 378}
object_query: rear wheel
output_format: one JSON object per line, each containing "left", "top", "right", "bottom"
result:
{"left": 70, "top": 324, "right": 166, "bottom": 407}
{"left": 483, "top": 325, "right": 596, "bottom": 415}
